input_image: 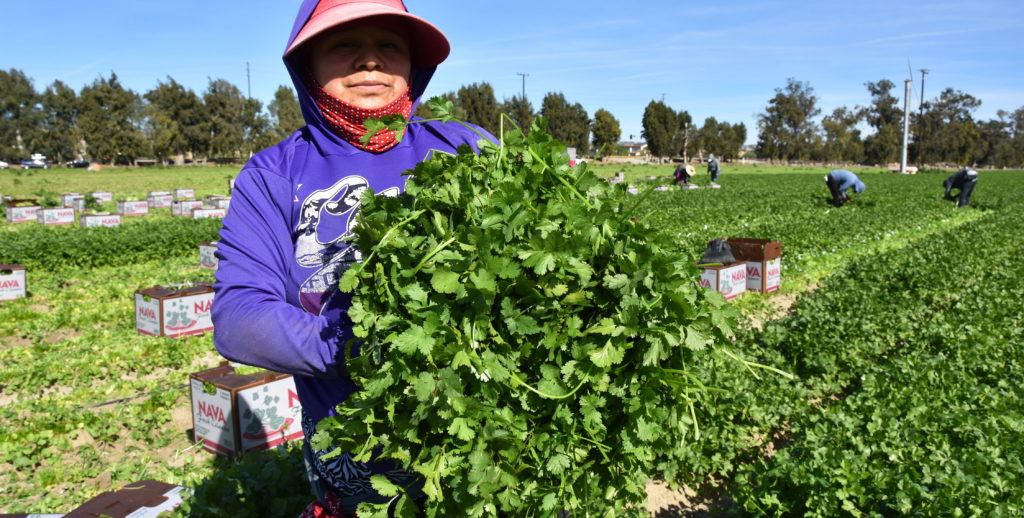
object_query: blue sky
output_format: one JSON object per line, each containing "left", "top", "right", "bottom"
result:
{"left": 4, "top": 1, "right": 1023, "bottom": 145}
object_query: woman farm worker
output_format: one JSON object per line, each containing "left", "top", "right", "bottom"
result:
{"left": 211, "top": 1, "right": 492, "bottom": 515}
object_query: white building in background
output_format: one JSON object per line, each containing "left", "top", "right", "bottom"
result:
{"left": 619, "top": 141, "right": 648, "bottom": 156}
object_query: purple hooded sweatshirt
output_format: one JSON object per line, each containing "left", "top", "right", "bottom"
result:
{"left": 212, "top": 0, "right": 491, "bottom": 427}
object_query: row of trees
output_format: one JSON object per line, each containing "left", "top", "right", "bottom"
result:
{"left": 640, "top": 101, "right": 747, "bottom": 160}
{"left": 755, "top": 78, "right": 1024, "bottom": 167}
{"left": 413, "top": 83, "right": 618, "bottom": 156}
{"left": 0, "top": 69, "right": 303, "bottom": 165}
{"left": 422, "top": 83, "right": 748, "bottom": 161}
{"left": 4, "top": 67, "right": 1022, "bottom": 167}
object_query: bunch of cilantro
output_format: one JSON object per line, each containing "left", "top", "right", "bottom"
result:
{"left": 313, "top": 100, "right": 740, "bottom": 518}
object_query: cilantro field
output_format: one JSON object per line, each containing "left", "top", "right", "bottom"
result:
{"left": 1, "top": 164, "right": 1022, "bottom": 516}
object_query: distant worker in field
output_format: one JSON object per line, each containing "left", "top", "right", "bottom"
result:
{"left": 673, "top": 163, "right": 694, "bottom": 186}
{"left": 943, "top": 167, "right": 979, "bottom": 207}
{"left": 707, "top": 154, "right": 721, "bottom": 184}
{"left": 825, "top": 169, "right": 866, "bottom": 207}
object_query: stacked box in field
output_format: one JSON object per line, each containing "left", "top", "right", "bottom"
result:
{"left": 173, "top": 199, "right": 204, "bottom": 216}
{"left": 193, "top": 208, "right": 226, "bottom": 219}
{"left": 37, "top": 207, "right": 75, "bottom": 225}
{"left": 90, "top": 191, "right": 114, "bottom": 203}
{"left": 117, "top": 200, "right": 149, "bottom": 216}
{"left": 135, "top": 283, "right": 215, "bottom": 338}
{"left": 62, "top": 479, "right": 189, "bottom": 518}
{"left": 61, "top": 192, "right": 84, "bottom": 207}
{"left": 0, "top": 265, "right": 27, "bottom": 301}
{"left": 208, "top": 197, "right": 230, "bottom": 210}
{"left": 5, "top": 200, "right": 40, "bottom": 223}
{"left": 199, "top": 242, "right": 219, "bottom": 270}
{"left": 190, "top": 363, "right": 304, "bottom": 457}
{"left": 147, "top": 193, "right": 174, "bottom": 208}
{"left": 697, "top": 262, "right": 747, "bottom": 301}
{"left": 72, "top": 197, "right": 87, "bottom": 212}
{"left": 727, "top": 238, "right": 782, "bottom": 293}
{"left": 174, "top": 188, "right": 195, "bottom": 199}
{"left": 81, "top": 212, "right": 123, "bottom": 228}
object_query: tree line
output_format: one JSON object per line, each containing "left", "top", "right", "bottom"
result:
{"left": 754, "top": 78, "right": 1024, "bottom": 167}
{"left": 0, "top": 69, "right": 303, "bottom": 165}
{"left": 3, "top": 67, "right": 1021, "bottom": 168}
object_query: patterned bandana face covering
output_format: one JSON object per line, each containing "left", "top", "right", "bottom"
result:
{"left": 307, "top": 74, "right": 413, "bottom": 153}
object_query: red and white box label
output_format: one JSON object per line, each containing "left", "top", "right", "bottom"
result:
{"left": 173, "top": 200, "right": 204, "bottom": 217}
{"left": 199, "top": 242, "right": 219, "bottom": 270}
{"left": 81, "top": 213, "right": 123, "bottom": 228}
{"left": 193, "top": 208, "right": 226, "bottom": 219}
{"left": 0, "top": 267, "right": 26, "bottom": 301}
{"left": 37, "top": 207, "right": 75, "bottom": 225}
{"left": 6, "top": 205, "right": 39, "bottom": 223}
{"left": 699, "top": 262, "right": 747, "bottom": 301}
{"left": 148, "top": 194, "right": 174, "bottom": 208}
{"left": 118, "top": 200, "right": 149, "bottom": 216}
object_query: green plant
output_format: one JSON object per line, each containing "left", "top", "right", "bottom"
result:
{"left": 314, "top": 100, "right": 745, "bottom": 517}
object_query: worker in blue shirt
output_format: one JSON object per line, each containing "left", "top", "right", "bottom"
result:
{"left": 707, "top": 154, "right": 721, "bottom": 184}
{"left": 943, "top": 168, "right": 979, "bottom": 207}
{"left": 825, "top": 169, "right": 866, "bottom": 207}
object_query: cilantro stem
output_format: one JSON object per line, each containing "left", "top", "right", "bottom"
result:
{"left": 413, "top": 236, "right": 457, "bottom": 272}
{"left": 526, "top": 147, "right": 594, "bottom": 209}
{"left": 503, "top": 367, "right": 590, "bottom": 400}
{"left": 717, "top": 348, "right": 795, "bottom": 380}
{"left": 359, "top": 209, "right": 426, "bottom": 270}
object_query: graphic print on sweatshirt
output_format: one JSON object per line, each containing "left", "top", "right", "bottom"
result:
{"left": 295, "top": 176, "right": 399, "bottom": 315}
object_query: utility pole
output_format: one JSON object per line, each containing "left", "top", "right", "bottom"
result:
{"left": 516, "top": 72, "right": 528, "bottom": 101}
{"left": 900, "top": 78, "right": 912, "bottom": 174}
{"left": 916, "top": 69, "right": 928, "bottom": 167}
{"left": 246, "top": 62, "right": 252, "bottom": 99}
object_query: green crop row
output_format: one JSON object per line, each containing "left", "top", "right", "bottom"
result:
{"left": 0, "top": 216, "right": 221, "bottom": 271}
{"left": 729, "top": 206, "right": 1024, "bottom": 515}
{"left": 0, "top": 170, "right": 1020, "bottom": 515}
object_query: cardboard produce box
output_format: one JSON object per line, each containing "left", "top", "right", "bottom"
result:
{"left": 0, "top": 265, "right": 27, "bottom": 302}
{"left": 90, "top": 191, "right": 113, "bottom": 203}
{"left": 5, "top": 200, "right": 40, "bottom": 223}
{"left": 697, "top": 261, "right": 747, "bottom": 301}
{"left": 172, "top": 199, "right": 204, "bottom": 217}
{"left": 192, "top": 208, "right": 226, "bottom": 219}
{"left": 147, "top": 193, "right": 174, "bottom": 209}
{"left": 174, "top": 188, "right": 195, "bottom": 199}
{"left": 199, "top": 242, "right": 219, "bottom": 270}
{"left": 61, "top": 192, "right": 84, "bottom": 207}
{"left": 727, "top": 238, "right": 782, "bottom": 293}
{"left": 37, "top": 207, "right": 75, "bottom": 225}
{"left": 190, "top": 362, "right": 304, "bottom": 457}
{"left": 62, "top": 479, "right": 189, "bottom": 517}
{"left": 117, "top": 200, "right": 149, "bottom": 217}
{"left": 135, "top": 283, "right": 214, "bottom": 338}
{"left": 80, "top": 212, "right": 122, "bottom": 228}
{"left": 208, "top": 197, "right": 230, "bottom": 210}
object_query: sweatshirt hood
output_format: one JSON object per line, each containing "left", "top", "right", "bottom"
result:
{"left": 283, "top": 0, "right": 438, "bottom": 148}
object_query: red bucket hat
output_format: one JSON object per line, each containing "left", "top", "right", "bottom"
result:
{"left": 286, "top": 0, "right": 450, "bottom": 67}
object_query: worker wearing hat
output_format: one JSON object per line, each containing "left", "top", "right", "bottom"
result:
{"left": 944, "top": 167, "right": 979, "bottom": 207}
{"left": 211, "top": 2, "right": 493, "bottom": 516}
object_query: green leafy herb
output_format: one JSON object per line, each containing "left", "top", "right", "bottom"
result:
{"left": 319, "top": 101, "right": 740, "bottom": 517}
